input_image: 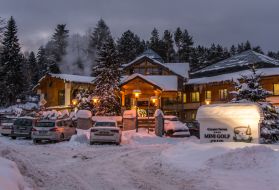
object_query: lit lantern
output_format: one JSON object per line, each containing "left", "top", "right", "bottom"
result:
{"left": 72, "top": 99, "right": 78, "bottom": 106}
{"left": 92, "top": 96, "right": 99, "bottom": 104}
{"left": 133, "top": 89, "right": 141, "bottom": 98}
{"left": 205, "top": 99, "right": 211, "bottom": 105}
{"left": 151, "top": 96, "right": 157, "bottom": 103}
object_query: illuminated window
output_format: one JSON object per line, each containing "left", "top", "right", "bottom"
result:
{"left": 274, "top": 84, "right": 279, "bottom": 95}
{"left": 205, "top": 91, "right": 212, "bottom": 100}
{"left": 219, "top": 89, "right": 228, "bottom": 100}
{"left": 191, "top": 92, "right": 200, "bottom": 102}
{"left": 183, "top": 93, "right": 187, "bottom": 103}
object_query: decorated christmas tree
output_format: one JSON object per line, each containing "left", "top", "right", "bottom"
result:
{"left": 231, "top": 65, "right": 279, "bottom": 143}
{"left": 91, "top": 36, "right": 121, "bottom": 116}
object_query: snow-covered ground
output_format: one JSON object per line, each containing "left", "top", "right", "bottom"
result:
{"left": 1, "top": 129, "right": 279, "bottom": 190}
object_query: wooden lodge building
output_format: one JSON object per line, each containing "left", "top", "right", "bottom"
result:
{"left": 34, "top": 49, "right": 279, "bottom": 121}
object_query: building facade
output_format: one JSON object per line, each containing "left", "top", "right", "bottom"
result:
{"left": 35, "top": 49, "right": 279, "bottom": 121}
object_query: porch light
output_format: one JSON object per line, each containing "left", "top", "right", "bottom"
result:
{"left": 92, "top": 96, "right": 99, "bottom": 104}
{"left": 205, "top": 99, "right": 211, "bottom": 105}
{"left": 72, "top": 99, "right": 78, "bottom": 106}
{"left": 151, "top": 96, "right": 157, "bottom": 103}
{"left": 133, "top": 89, "right": 141, "bottom": 98}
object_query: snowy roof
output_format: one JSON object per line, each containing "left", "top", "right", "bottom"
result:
{"left": 40, "top": 73, "right": 95, "bottom": 84}
{"left": 192, "top": 50, "right": 279, "bottom": 75}
{"left": 123, "top": 55, "right": 189, "bottom": 78}
{"left": 140, "top": 49, "right": 164, "bottom": 62}
{"left": 188, "top": 67, "right": 279, "bottom": 84}
{"left": 121, "top": 73, "right": 178, "bottom": 91}
{"left": 164, "top": 63, "right": 190, "bottom": 78}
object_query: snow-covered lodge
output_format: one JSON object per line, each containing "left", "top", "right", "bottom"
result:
{"left": 34, "top": 49, "right": 279, "bottom": 121}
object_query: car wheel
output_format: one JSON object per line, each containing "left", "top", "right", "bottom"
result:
{"left": 60, "top": 133, "right": 64, "bottom": 142}
{"left": 1, "top": 133, "right": 8, "bottom": 136}
{"left": 33, "top": 139, "right": 40, "bottom": 144}
{"left": 74, "top": 130, "right": 77, "bottom": 134}
{"left": 11, "top": 136, "right": 16, "bottom": 140}
{"left": 90, "top": 141, "right": 94, "bottom": 145}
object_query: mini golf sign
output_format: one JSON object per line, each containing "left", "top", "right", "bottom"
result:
{"left": 196, "top": 103, "right": 263, "bottom": 144}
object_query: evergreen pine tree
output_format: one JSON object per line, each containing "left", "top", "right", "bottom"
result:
{"left": 230, "top": 45, "right": 236, "bottom": 55}
{"left": 92, "top": 36, "right": 121, "bottom": 116}
{"left": 0, "top": 17, "right": 23, "bottom": 105}
{"left": 231, "top": 66, "right": 279, "bottom": 143}
{"left": 28, "top": 51, "right": 40, "bottom": 87}
{"left": 179, "top": 29, "right": 194, "bottom": 63}
{"left": 117, "top": 30, "right": 144, "bottom": 64}
{"left": 88, "top": 19, "right": 111, "bottom": 75}
{"left": 161, "top": 30, "right": 175, "bottom": 62}
{"left": 49, "top": 24, "right": 69, "bottom": 73}
{"left": 174, "top": 27, "right": 183, "bottom": 61}
{"left": 149, "top": 28, "right": 164, "bottom": 59}
{"left": 37, "top": 46, "right": 48, "bottom": 78}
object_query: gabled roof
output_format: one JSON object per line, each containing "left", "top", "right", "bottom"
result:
{"left": 120, "top": 73, "right": 178, "bottom": 91}
{"left": 188, "top": 67, "right": 279, "bottom": 85}
{"left": 191, "top": 50, "right": 279, "bottom": 77}
{"left": 122, "top": 55, "right": 189, "bottom": 78}
{"left": 40, "top": 73, "right": 95, "bottom": 84}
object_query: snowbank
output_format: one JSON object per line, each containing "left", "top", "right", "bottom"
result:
{"left": 162, "top": 142, "right": 279, "bottom": 190}
{"left": 0, "top": 103, "right": 38, "bottom": 115}
{"left": 69, "top": 129, "right": 90, "bottom": 145}
{"left": 0, "top": 157, "right": 27, "bottom": 190}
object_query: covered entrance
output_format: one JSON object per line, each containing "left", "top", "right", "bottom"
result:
{"left": 120, "top": 74, "right": 162, "bottom": 116}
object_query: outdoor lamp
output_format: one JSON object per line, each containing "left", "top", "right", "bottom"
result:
{"left": 151, "top": 96, "right": 157, "bottom": 103}
{"left": 72, "top": 99, "right": 78, "bottom": 106}
{"left": 92, "top": 96, "right": 99, "bottom": 104}
{"left": 133, "top": 89, "right": 141, "bottom": 98}
{"left": 205, "top": 99, "right": 211, "bottom": 105}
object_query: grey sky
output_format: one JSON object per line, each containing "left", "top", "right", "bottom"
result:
{"left": 0, "top": 0, "right": 279, "bottom": 52}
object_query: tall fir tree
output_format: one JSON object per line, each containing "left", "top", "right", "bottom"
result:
{"left": 37, "top": 46, "right": 48, "bottom": 78}
{"left": 174, "top": 27, "right": 183, "bottom": 61}
{"left": 92, "top": 36, "right": 121, "bottom": 116}
{"left": 179, "top": 29, "right": 194, "bottom": 63}
{"left": 28, "top": 51, "right": 39, "bottom": 87}
{"left": 149, "top": 28, "right": 164, "bottom": 59}
{"left": 49, "top": 24, "right": 69, "bottom": 73}
{"left": 117, "top": 30, "right": 144, "bottom": 64}
{"left": 0, "top": 17, "right": 23, "bottom": 105}
{"left": 161, "top": 30, "right": 175, "bottom": 62}
{"left": 88, "top": 19, "right": 111, "bottom": 75}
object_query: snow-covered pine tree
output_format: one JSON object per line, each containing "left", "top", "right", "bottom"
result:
{"left": 232, "top": 66, "right": 271, "bottom": 102}
{"left": 92, "top": 36, "right": 121, "bottom": 116}
{"left": 117, "top": 30, "right": 144, "bottom": 64}
{"left": 0, "top": 17, "right": 23, "bottom": 105}
{"left": 162, "top": 30, "right": 175, "bottom": 62}
{"left": 75, "top": 89, "right": 94, "bottom": 111}
{"left": 37, "top": 46, "right": 49, "bottom": 78}
{"left": 231, "top": 66, "right": 279, "bottom": 143}
{"left": 28, "top": 52, "right": 40, "bottom": 87}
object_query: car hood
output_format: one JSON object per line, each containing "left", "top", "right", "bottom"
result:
{"left": 164, "top": 121, "right": 188, "bottom": 131}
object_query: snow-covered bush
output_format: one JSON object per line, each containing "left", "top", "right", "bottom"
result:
{"left": 231, "top": 66, "right": 279, "bottom": 143}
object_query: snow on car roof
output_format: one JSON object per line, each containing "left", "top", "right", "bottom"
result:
{"left": 121, "top": 74, "right": 178, "bottom": 91}
{"left": 188, "top": 67, "right": 279, "bottom": 84}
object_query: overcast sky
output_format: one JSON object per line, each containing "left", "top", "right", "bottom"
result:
{"left": 1, "top": 0, "right": 279, "bottom": 53}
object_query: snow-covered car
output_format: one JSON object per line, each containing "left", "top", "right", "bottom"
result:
{"left": 10, "top": 117, "right": 37, "bottom": 139}
{"left": 90, "top": 120, "right": 122, "bottom": 145}
{"left": 164, "top": 116, "right": 190, "bottom": 137}
{"left": 0, "top": 117, "right": 17, "bottom": 136}
{"left": 32, "top": 119, "right": 77, "bottom": 144}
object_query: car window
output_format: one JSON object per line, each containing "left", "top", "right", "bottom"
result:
{"left": 95, "top": 122, "right": 116, "bottom": 127}
{"left": 36, "top": 122, "right": 55, "bottom": 127}
{"left": 14, "top": 119, "right": 32, "bottom": 126}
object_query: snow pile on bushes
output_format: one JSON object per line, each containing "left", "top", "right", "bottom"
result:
{"left": 41, "top": 109, "right": 70, "bottom": 120}
{"left": 0, "top": 157, "right": 28, "bottom": 190}
{"left": 0, "top": 102, "right": 38, "bottom": 115}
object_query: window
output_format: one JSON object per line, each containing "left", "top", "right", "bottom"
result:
{"left": 219, "top": 89, "right": 228, "bottom": 100}
{"left": 58, "top": 90, "right": 65, "bottom": 105}
{"left": 183, "top": 93, "right": 187, "bottom": 103}
{"left": 274, "top": 84, "right": 279, "bottom": 95}
{"left": 205, "top": 91, "right": 212, "bottom": 100}
{"left": 191, "top": 92, "right": 200, "bottom": 102}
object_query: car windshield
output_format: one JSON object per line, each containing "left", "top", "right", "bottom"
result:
{"left": 14, "top": 119, "right": 32, "bottom": 126}
{"left": 1, "top": 119, "right": 15, "bottom": 124}
{"left": 36, "top": 122, "right": 55, "bottom": 127}
{"left": 95, "top": 122, "right": 116, "bottom": 127}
